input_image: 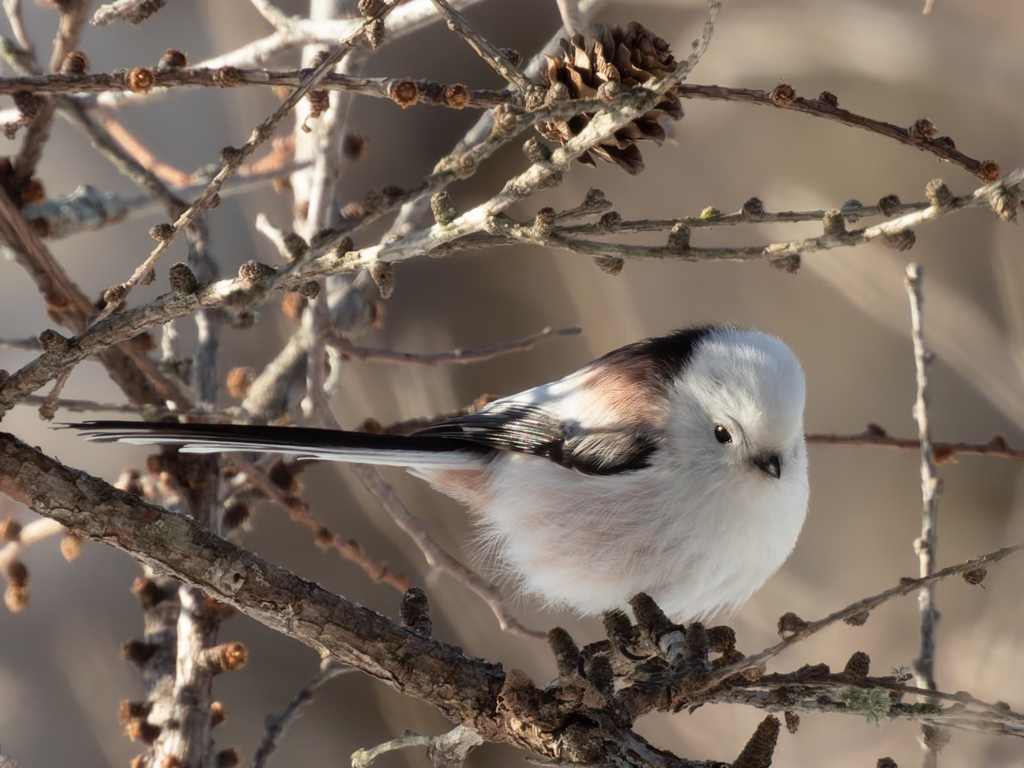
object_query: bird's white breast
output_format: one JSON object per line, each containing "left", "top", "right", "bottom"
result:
{"left": 446, "top": 439, "right": 808, "bottom": 621}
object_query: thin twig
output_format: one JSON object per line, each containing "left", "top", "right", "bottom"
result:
{"left": 94, "top": 0, "right": 410, "bottom": 319}
{"left": 905, "top": 263, "right": 942, "bottom": 767}
{"left": 226, "top": 452, "right": 409, "bottom": 592}
{"left": 429, "top": 0, "right": 531, "bottom": 91}
{"left": 553, "top": 0, "right": 583, "bottom": 37}
{"left": 0, "top": 337, "right": 42, "bottom": 352}
{"left": 352, "top": 732, "right": 432, "bottom": 768}
{"left": 675, "top": 84, "right": 992, "bottom": 180}
{"left": 252, "top": 659, "right": 353, "bottom": 768}
{"left": 91, "top": 0, "right": 490, "bottom": 103}
{"left": 0, "top": 180, "right": 191, "bottom": 413}
{"left": 383, "top": 0, "right": 607, "bottom": 240}
{"left": 16, "top": 396, "right": 138, "bottom": 413}
{"left": 0, "top": 69, "right": 510, "bottom": 106}
{"left": 0, "top": 79, "right": 991, "bottom": 181}
{"left": 37, "top": 368, "right": 71, "bottom": 421}
{"left": 362, "top": 398, "right": 495, "bottom": 435}
{"left": 352, "top": 725, "right": 483, "bottom": 768}
{"left": 3, "top": 0, "right": 33, "bottom": 58}
{"left": 22, "top": 160, "right": 305, "bottom": 241}
{"left": 688, "top": 544, "right": 1024, "bottom": 701}
{"left": 11, "top": 0, "right": 89, "bottom": 187}
{"left": 806, "top": 427, "right": 1024, "bottom": 462}
{"left": 560, "top": 201, "right": 930, "bottom": 234}
{"left": 248, "top": 0, "right": 295, "bottom": 30}
{"left": 351, "top": 464, "right": 545, "bottom": 639}
{"left": 91, "top": 110, "right": 193, "bottom": 187}
{"left": 0, "top": 517, "right": 66, "bottom": 571}
{"left": 330, "top": 325, "right": 581, "bottom": 366}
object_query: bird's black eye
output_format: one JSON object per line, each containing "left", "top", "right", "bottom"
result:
{"left": 714, "top": 425, "right": 732, "bottom": 444}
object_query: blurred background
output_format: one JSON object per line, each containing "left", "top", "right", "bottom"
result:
{"left": 1, "top": 0, "right": 1023, "bottom": 765}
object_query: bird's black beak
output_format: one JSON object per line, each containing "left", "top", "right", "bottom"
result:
{"left": 753, "top": 452, "right": 782, "bottom": 479}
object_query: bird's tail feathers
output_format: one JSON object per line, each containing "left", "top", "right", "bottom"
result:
{"left": 69, "top": 421, "right": 488, "bottom": 468}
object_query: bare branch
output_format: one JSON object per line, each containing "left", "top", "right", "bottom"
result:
{"left": 429, "top": 0, "right": 531, "bottom": 91}
{"left": 0, "top": 429, "right": 509, "bottom": 733}
{"left": 904, "top": 263, "right": 943, "bottom": 766}
{"left": 676, "top": 84, "right": 995, "bottom": 180}
{"left": 331, "top": 325, "right": 581, "bottom": 366}
{"left": 0, "top": 69, "right": 510, "bottom": 106}
{"left": 806, "top": 427, "right": 1024, "bottom": 462}
{"left": 253, "top": 660, "right": 353, "bottom": 768}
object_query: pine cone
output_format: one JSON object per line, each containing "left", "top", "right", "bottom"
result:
{"left": 537, "top": 22, "right": 683, "bottom": 175}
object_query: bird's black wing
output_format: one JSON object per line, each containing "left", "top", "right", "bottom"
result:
{"left": 415, "top": 404, "right": 659, "bottom": 476}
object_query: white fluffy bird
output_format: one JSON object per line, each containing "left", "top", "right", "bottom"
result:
{"left": 76, "top": 325, "right": 809, "bottom": 621}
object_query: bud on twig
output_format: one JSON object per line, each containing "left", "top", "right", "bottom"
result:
{"left": 431, "top": 192, "right": 457, "bottom": 226}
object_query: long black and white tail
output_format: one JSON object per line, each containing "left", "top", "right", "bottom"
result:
{"left": 70, "top": 421, "right": 490, "bottom": 468}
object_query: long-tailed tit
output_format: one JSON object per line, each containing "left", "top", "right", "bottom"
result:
{"left": 74, "top": 325, "right": 808, "bottom": 621}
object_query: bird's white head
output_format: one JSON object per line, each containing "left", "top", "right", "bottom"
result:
{"left": 666, "top": 327, "right": 807, "bottom": 490}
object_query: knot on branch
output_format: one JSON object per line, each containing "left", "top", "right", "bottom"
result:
{"left": 877, "top": 194, "right": 902, "bottom": 217}
{"left": 490, "top": 103, "right": 517, "bottom": 140}
{"left": 199, "top": 642, "right": 248, "bottom": 674}
{"left": 168, "top": 261, "right": 199, "bottom": 294}
{"left": 594, "top": 256, "right": 624, "bottom": 275}
{"left": 733, "top": 714, "right": 780, "bottom": 768}
{"left": 127, "top": 67, "right": 156, "bottom": 94}
{"left": 742, "top": 197, "right": 765, "bottom": 219}
{"left": 431, "top": 192, "right": 457, "bottom": 226}
{"left": 843, "top": 650, "right": 871, "bottom": 680}
{"left": 366, "top": 19, "right": 385, "bottom": 49}
{"left": 238, "top": 260, "right": 277, "bottom": 285}
{"left": 822, "top": 209, "right": 846, "bottom": 238}
{"left": 38, "top": 328, "right": 71, "bottom": 354}
{"left": 989, "top": 185, "right": 1019, "bottom": 224}
{"left": 771, "top": 83, "right": 796, "bottom": 105}
{"left": 388, "top": 79, "right": 419, "bottom": 109}
{"left": 149, "top": 222, "right": 175, "bottom": 241}
{"left": 667, "top": 223, "right": 690, "bottom": 251}
{"left": 445, "top": 84, "right": 471, "bottom": 109}
{"left": 158, "top": 48, "right": 187, "bottom": 69}
{"left": 131, "top": 576, "right": 175, "bottom": 609}
{"left": 777, "top": 611, "right": 808, "bottom": 637}
{"left": 369, "top": 260, "right": 394, "bottom": 299}
{"left": 213, "top": 66, "right": 243, "bottom": 88}
{"left": 400, "top": 587, "right": 431, "bottom": 637}
{"left": 882, "top": 229, "right": 916, "bottom": 251}
{"left": 925, "top": 179, "right": 954, "bottom": 208}
{"left": 61, "top": 51, "right": 89, "bottom": 74}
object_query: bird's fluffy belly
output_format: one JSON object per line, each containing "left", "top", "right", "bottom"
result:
{"left": 422, "top": 453, "right": 807, "bottom": 620}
